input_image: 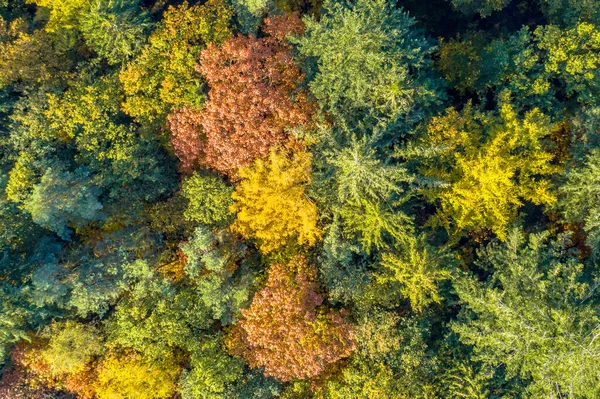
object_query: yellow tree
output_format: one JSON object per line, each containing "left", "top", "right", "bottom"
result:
{"left": 26, "top": 0, "right": 88, "bottom": 32}
{"left": 230, "top": 149, "right": 322, "bottom": 253}
{"left": 375, "top": 235, "right": 452, "bottom": 312}
{"left": 95, "top": 352, "right": 180, "bottom": 399}
{"left": 418, "top": 98, "right": 558, "bottom": 240}
{"left": 119, "top": 0, "right": 232, "bottom": 123}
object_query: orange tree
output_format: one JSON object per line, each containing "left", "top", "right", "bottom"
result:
{"left": 227, "top": 256, "right": 356, "bottom": 381}
{"left": 168, "top": 13, "right": 313, "bottom": 175}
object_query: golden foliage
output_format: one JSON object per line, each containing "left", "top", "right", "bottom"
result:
{"left": 231, "top": 149, "right": 322, "bottom": 253}
{"left": 421, "top": 100, "right": 558, "bottom": 240}
{"left": 95, "top": 352, "right": 180, "bottom": 399}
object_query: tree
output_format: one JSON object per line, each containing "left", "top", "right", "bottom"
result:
{"left": 436, "top": 32, "right": 488, "bottom": 95}
{"left": 29, "top": 0, "right": 152, "bottom": 64}
{"left": 374, "top": 235, "right": 452, "bottom": 312}
{"left": 315, "top": 137, "right": 415, "bottom": 254}
{"left": 326, "top": 138, "right": 412, "bottom": 207}
{"left": 536, "top": 22, "right": 600, "bottom": 106}
{"left": 0, "top": 17, "right": 72, "bottom": 89}
{"left": 8, "top": 335, "right": 100, "bottom": 398}
{"left": 181, "top": 226, "right": 258, "bottom": 325}
{"left": 448, "top": 0, "right": 600, "bottom": 25}
{"left": 338, "top": 199, "right": 412, "bottom": 254}
{"left": 436, "top": 28, "right": 558, "bottom": 114}
{"left": 453, "top": 230, "right": 600, "bottom": 398}
{"left": 448, "top": 0, "right": 511, "bottom": 17}
{"left": 540, "top": 0, "right": 600, "bottom": 26}
{"left": 0, "top": 174, "right": 42, "bottom": 255}
{"left": 0, "top": 283, "right": 34, "bottom": 363}
{"left": 95, "top": 352, "right": 180, "bottom": 399}
{"left": 322, "top": 357, "right": 399, "bottom": 399}
{"left": 437, "top": 23, "right": 600, "bottom": 113}
{"left": 169, "top": 13, "right": 313, "bottom": 175}
{"left": 560, "top": 148, "right": 600, "bottom": 255}
{"left": 415, "top": 100, "right": 557, "bottom": 240}
{"left": 39, "top": 321, "right": 104, "bottom": 376}
{"left": 230, "top": 149, "right": 322, "bottom": 253}
{"left": 228, "top": 256, "right": 355, "bottom": 381}
{"left": 24, "top": 226, "right": 163, "bottom": 319}
{"left": 23, "top": 166, "right": 103, "bottom": 240}
{"left": 178, "top": 335, "right": 245, "bottom": 399}
{"left": 12, "top": 73, "right": 177, "bottom": 209}
{"left": 105, "top": 260, "right": 212, "bottom": 361}
{"left": 317, "top": 220, "right": 371, "bottom": 306}
{"left": 119, "top": 0, "right": 232, "bottom": 123}
{"left": 182, "top": 172, "right": 234, "bottom": 227}
{"left": 27, "top": 0, "right": 88, "bottom": 32}
{"left": 297, "top": 0, "right": 444, "bottom": 141}
{"left": 322, "top": 310, "right": 439, "bottom": 398}
{"left": 79, "top": 0, "right": 152, "bottom": 65}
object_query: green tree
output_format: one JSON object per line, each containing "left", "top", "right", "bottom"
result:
{"left": 105, "top": 260, "right": 212, "bottom": 361}
{"left": 23, "top": 166, "right": 103, "bottom": 240}
{"left": 119, "top": 0, "right": 232, "bottom": 123}
{"left": 536, "top": 22, "right": 600, "bottom": 106}
{"left": 0, "top": 283, "right": 33, "bottom": 363}
{"left": 448, "top": 0, "right": 511, "bottom": 17}
{"left": 322, "top": 357, "right": 400, "bottom": 399}
{"left": 453, "top": 230, "right": 600, "bottom": 398}
{"left": 560, "top": 148, "right": 600, "bottom": 255}
{"left": 316, "top": 137, "right": 414, "bottom": 253}
{"left": 178, "top": 335, "right": 245, "bottom": 399}
{"left": 317, "top": 219, "right": 371, "bottom": 305}
{"left": 0, "top": 17, "right": 73, "bottom": 89}
{"left": 7, "top": 74, "right": 177, "bottom": 218}
{"left": 297, "top": 0, "right": 444, "bottom": 141}
{"left": 181, "top": 226, "right": 258, "bottom": 325}
{"left": 80, "top": 0, "right": 152, "bottom": 65}
{"left": 322, "top": 310, "right": 438, "bottom": 398}
{"left": 374, "top": 235, "right": 453, "bottom": 312}
{"left": 39, "top": 321, "right": 104, "bottom": 376}
{"left": 182, "top": 172, "right": 234, "bottom": 227}
{"left": 0, "top": 174, "right": 41, "bottom": 256}
{"left": 27, "top": 0, "right": 88, "bottom": 32}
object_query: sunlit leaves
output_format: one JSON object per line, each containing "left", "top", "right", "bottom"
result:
{"left": 231, "top": 150, "right": 322, "bottom": 253}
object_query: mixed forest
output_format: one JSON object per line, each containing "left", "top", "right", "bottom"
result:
{"left": 1, "top": 0, "right": 600, "bottom": 397}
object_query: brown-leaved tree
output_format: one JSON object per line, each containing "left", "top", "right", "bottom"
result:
{"left": 168, "top": 13, "right": 313, "bottom": 175}
{"left": 227, "top": 256, "right": 356, "bottom": 381}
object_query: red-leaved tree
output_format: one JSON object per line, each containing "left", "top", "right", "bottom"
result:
{"left": 168, "top": 13, "right": 314, "bottom": 176}
{"left": 227, "top": 256, "right": 356, "bottom": 381}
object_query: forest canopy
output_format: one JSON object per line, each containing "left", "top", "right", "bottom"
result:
{"left": 1, "top": 0, "right": 600, "bottom": 398}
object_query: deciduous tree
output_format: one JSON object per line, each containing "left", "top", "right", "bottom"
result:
{"left": 415, "top": 100, "right": 557, "bottom": 240}
{"left": 22, "top": 166, "right": 103, "bottom": 240}
{"left": 181, "top": 226, "right": 258, "bottom": 325}
{"left": 79, "top": 0, "right": 152, "bottom": 65}
{"left": 169, "top": 13, "right": 312, "bottom": 175}
{"left": 182, "top": 172, "right": 234, "bottom": 227}
{"left": 120, "top": 0, "right": 232, "bottom": 123}
{"left": 228, "top": 256, "right": 356, "bottom": 381}
{"left": 39, "top": 321, "right": 104, "bottom": 376}
{"left": 230, "top": 150, "right": 322, "bottom": 253}
{"left": 95, "top": 352, "right": 180, "bottom": 399}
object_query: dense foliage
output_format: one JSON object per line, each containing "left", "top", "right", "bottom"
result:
{"left": 1, "top": 0, "right": 600, "bottom": 397}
